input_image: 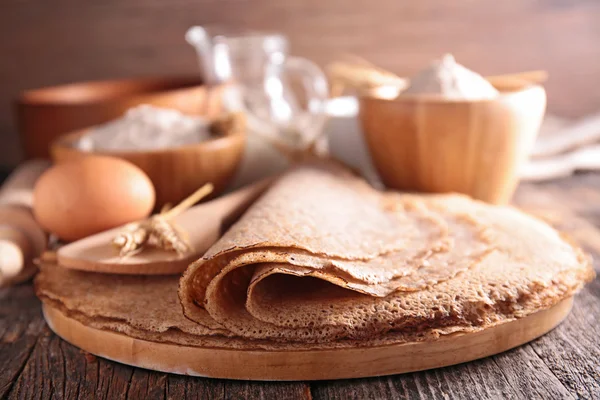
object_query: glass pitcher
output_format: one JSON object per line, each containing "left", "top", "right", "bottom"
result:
{"left": 186, "top": 27, "right": 329, "bottom": 155}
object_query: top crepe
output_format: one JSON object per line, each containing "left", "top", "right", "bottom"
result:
{"left": 179, "top": 161, "right": 594, "bottom": 343}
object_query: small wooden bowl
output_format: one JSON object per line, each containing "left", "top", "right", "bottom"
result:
{"left": 50, "top": 119, "right": 246, "bottom": 208}
{"left": 16, "top": 77, "right": 223, "bottom": 159}
{"left": 359, "top": 84, "right": 547, "bottom": 204}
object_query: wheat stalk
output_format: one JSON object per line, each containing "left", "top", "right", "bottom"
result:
{"left": 113, "top": 183, "right": 214, "bottom": 257}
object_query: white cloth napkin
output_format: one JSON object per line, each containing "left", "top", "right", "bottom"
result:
{"left": 521, "top": 113, "right": 600, "bottom": 181}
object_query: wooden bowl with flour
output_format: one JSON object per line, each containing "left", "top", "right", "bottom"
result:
{"left": 50, "top": 113, "right": 246, "bottom": 208}
{"left": 360, "top": 84, "right": 546, "bottom": 204}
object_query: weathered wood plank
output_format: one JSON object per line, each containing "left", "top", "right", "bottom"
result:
{"left": 96, "top": 359, "right": 136, "bottom": 400}
{"left": 514, "top": 174, "right": 600, "bottom": 400}
{"left": 538, "top": 174, "right": 600, "bottom": 241}
{"left": 527, "top": 278, "right": 600, "bottom": 400}
{"left": 492, "top": 345, "right": 574, "bottom": 399}
{"left": 532, "top": 173, "right": 600, "bottom": 217}
{"left": 312, "top": 356, "right": 537, "bottom": 400}
{"left": 0, "top": 285, "right": 45, "bottom": 399}
{"left": 166, "top": 375, "right": 225, "bottom": 400}
{"left": 6, "top": 322, "right": 138, "bottom": 400}
{"left": 60, "top": 339, "right": 98, "bottom": 400}
{"left": 223, "top": 381, "right": 312, "bottom": 400}
{"left": 311, "top": 376, "right": 397, "bottom": 400}
{"left": 168, "top": 375, "right": 312, "bottom": 400}
{"left": 313, "top": 366, "right": 504, "bottom": 399}
{"left": 7, "top": 327, "right": 58, "bottom": 400}
{"left": 73, "top": 348, "right": 102, "bottom": 400}
{"left": 126, "top": 369, "right": 166, "bottom": 400}
{"left": 311, "top": 344, "right": 577, "bottom": 400}
{"left": 515, "top": 182, "right": 600, "bottom": 255}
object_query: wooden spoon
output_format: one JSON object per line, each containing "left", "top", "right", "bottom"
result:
{"left": 56, "top": 179, "right": 272, "bottom": 275}
{"left": 485, "top": 70, "right": 548, "bottom": 88}
{"left": 327, "top": 60, "right": 548, "bottom": 95}
{"left": 486, "top": 70, "right": 548, "bottom": 91}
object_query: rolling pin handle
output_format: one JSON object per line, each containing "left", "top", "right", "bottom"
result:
{"left": 0, "top": 225, "right": 33, "bottom": 282}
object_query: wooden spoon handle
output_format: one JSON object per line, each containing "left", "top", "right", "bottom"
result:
{"left": 485, "top": 70, "right": 548, "bottom": 87}
{"left": 176, "top": 178, "right": 273, "bottom": 252}
{"left": 328, "top": 59, "right": 547, "bottom": 95}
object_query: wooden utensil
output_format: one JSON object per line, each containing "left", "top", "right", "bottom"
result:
{"left": 485, "top": 70, "right": 549, "bottom": 91}
{"left": 328, "top": 60, "right": 548, "bottom": 96}
{"left": 360, "top": 85, "right": 547, "bottom": 204}
{"left": 327, "top": 61, "right": 407, "bottom": 97}
{"left": 16, "top": 77, "right": 224, "bottom": 159}
{"left": 56, "top": 179, "right": 271, "bottom": 275}
{"left": 0, "top": 160, "right": 49, "bottom": 286}
{"left": 42, "top": 297, "right": 572, "bottom": 380}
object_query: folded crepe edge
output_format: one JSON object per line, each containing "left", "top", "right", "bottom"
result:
{"left": 178, "top": 242, "right": 593, "bottom": 337}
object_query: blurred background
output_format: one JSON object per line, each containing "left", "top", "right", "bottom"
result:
{"left": 2, "top": 0, "right": 600, "bottom": 168}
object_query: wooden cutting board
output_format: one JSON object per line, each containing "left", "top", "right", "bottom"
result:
{"left": 42, "top": 298, "right": 573, "bottom": 381}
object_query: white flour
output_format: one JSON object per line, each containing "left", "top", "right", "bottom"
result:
{"left": 400, "top": 54, "right": 499, "bottom": 100}
{"left": 78, "top": 105, "right": 212, "bottom": 152}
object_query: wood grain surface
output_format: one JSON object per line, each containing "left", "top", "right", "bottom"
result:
{"left": 2, "top": 0, "right": 600, "bottom": 166}
{"left": 1, "top": 172, "right": 600, "bottom": 398}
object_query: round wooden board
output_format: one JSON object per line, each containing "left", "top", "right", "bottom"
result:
{"left": 43, "top": 298, "right": 572, "bottom": 381}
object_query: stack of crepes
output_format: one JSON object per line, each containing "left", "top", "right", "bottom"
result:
{"left": 36, "top": 162, "right": 595, "bottom": 350}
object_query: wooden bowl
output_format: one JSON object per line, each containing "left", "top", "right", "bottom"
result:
{"left": 359, "top": 85, "right": 547, "bottom": 204}
{"left": 50, "top": 119, "right": 246, "bottom": 208}
{"left": 16, "top": 77, "right": 223, "bottom": 159}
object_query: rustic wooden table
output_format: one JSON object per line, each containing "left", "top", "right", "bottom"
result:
{"left": 1, "top": 173, "right": 599, "bottom": 400}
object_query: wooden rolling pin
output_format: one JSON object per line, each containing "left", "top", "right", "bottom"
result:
{"left": 0, "top": 160, "right": 50, "bottom": 287}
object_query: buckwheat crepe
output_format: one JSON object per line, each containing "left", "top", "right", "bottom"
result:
{"left": 36, "top": 162, "right": 594, "bottom": 349}
{"left": 178, "top": 162, "right": 594, "bottom": 343}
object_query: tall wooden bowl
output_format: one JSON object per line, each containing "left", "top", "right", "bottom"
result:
{"left": 16, "top": 77, "right": 223, "bottom": 159}
{"left": 50, "top": 118, "right": 245, "bottom": 208}
{"left": 359, "top": 85, "right": 546, "bottom": 204}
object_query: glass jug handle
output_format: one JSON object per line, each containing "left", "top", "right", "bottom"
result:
{"left": 284, "top": 56, "right": 329, "bottom": 152}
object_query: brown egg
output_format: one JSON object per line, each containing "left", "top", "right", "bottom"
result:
{"left": 33, "top": 156, "right": 155, "bottom": 241}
